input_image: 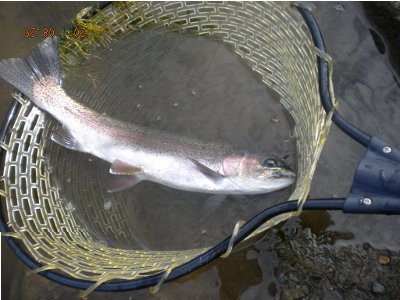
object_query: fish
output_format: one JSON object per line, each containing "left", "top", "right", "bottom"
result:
{"left": 0, "top": 37, "right": 295, "bottom": 194}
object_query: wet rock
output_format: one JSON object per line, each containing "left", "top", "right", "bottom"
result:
{"left": 275, "top": 241, "right": 286, "bottom": 250}
{"left": 300, "top": 285, "right": 309, "bottom": 297}
{"left": 310, "top": 273, "right": 322, "bottom": 281}
{"left": 378, "top": 255, "right": 390, "bottom": 265}
{"left": 362, "top": 242, "right": 374, "bottom": 253}
{"left": 276, "top": 272, "right": 287, "bottom": 284}
{"left": 288, "top": 273, "right": 300, "bottom": 283}
{"left": 281, "top": 285, "right": 308, "bottom": 300}
{"left": 371, "top": 281, "right": 386, "bottom": 295}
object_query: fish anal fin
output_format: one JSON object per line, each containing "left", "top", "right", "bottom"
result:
{"left": 50, "top": 126, "right": 82, "bottom": 151}
{"left": 107, "top": 175, "right": 142, "bottom": 193}
{"left": 189, "top": 158, "right": 225, "bottom": 182}
{"left": 110, "top": 159, "right": 143, "bottom": 175}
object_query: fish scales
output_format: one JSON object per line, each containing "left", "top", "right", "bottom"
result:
{"left": 0, "top": 37, "right": 295, "bottom": 194}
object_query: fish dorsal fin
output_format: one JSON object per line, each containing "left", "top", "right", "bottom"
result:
{"left": 107, "top": 174, "right": 142, "bottom": 193}
{"left": 110, "top": 159, "right": 143, "bottom": 175}
{"left": 189, "top": 158, "right": 225, "bottom": 181}
{"left": 50, "top": 126, "right": 82, "bottom": 151}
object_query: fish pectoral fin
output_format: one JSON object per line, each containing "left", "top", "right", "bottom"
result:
{"left": 107, "top": 174, "right": 142, "bottom": 193}
{"left": 110, "top": 159, "right": 143, "bottom": 175}
{"left": 50, "top": 126, "right": 82, "bottom": 151}
{"left": 189, "top": 158, "right": 225, "bottom": 182}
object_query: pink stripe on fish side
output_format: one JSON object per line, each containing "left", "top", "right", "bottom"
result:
{"left": 220, "top": 154, "right": 260, "bottom": 177}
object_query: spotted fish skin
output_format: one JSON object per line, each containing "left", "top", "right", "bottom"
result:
{"left": 0, "top": 37, "right": 295, "bottom": 194}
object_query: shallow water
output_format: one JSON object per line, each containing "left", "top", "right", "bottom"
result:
{"left": 1, "top": 2, "right": 400, "bottom": 299}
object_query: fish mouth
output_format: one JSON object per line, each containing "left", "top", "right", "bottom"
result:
{"left": 270, "top": 169, "right": 296, "bottom": 179}
{"left": 284, "top": 169, "right": 296, "bottom": 178}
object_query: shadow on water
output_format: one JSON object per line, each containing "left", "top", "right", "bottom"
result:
{"left": 2, "top": 2, "right": 400, "bottom": 300}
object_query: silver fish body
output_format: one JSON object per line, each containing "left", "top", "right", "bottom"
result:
{"left": 0, "top": 38, "right": 295, "bottom": 194}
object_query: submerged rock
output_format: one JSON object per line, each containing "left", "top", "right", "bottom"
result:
{"left": 281, "top": 285, "right": 309, "bottom": 300}
{"left": 371, "top": 281, "right": 386, "bottom": 295}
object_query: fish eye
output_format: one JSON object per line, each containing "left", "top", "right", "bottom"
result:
{"left": 263, "top": 158, "right": 277, "bottom": 168}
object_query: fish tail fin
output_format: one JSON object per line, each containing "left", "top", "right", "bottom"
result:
{"left": 0, "top": 37, "right": 61, "bottom": 100}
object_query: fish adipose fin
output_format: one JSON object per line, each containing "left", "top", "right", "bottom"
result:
{"left": 51, "top": 126, "right": 82, "bottom": 151}
{"left": 110, "top": 159, "right": 143, "bottom": 175}
{"left": 189, "top": 158, "right": 225, "bottom": 182}
{"left": 0, "top": 37, "right": 61, "bottom": 100}
{"left": 107, "top": 174, "right": 142, "bottom": 193}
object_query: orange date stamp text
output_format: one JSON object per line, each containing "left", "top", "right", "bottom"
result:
{"left": 24, "top": 27, "right": 86, "bottom": 39}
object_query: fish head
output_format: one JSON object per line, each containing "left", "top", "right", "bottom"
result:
{"left": 220, "top": 153, "right": 295, "bottom": 193}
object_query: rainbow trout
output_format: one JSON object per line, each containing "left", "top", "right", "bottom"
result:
{"left": 0, "top": 38, "right": 295, "bottom": 194}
